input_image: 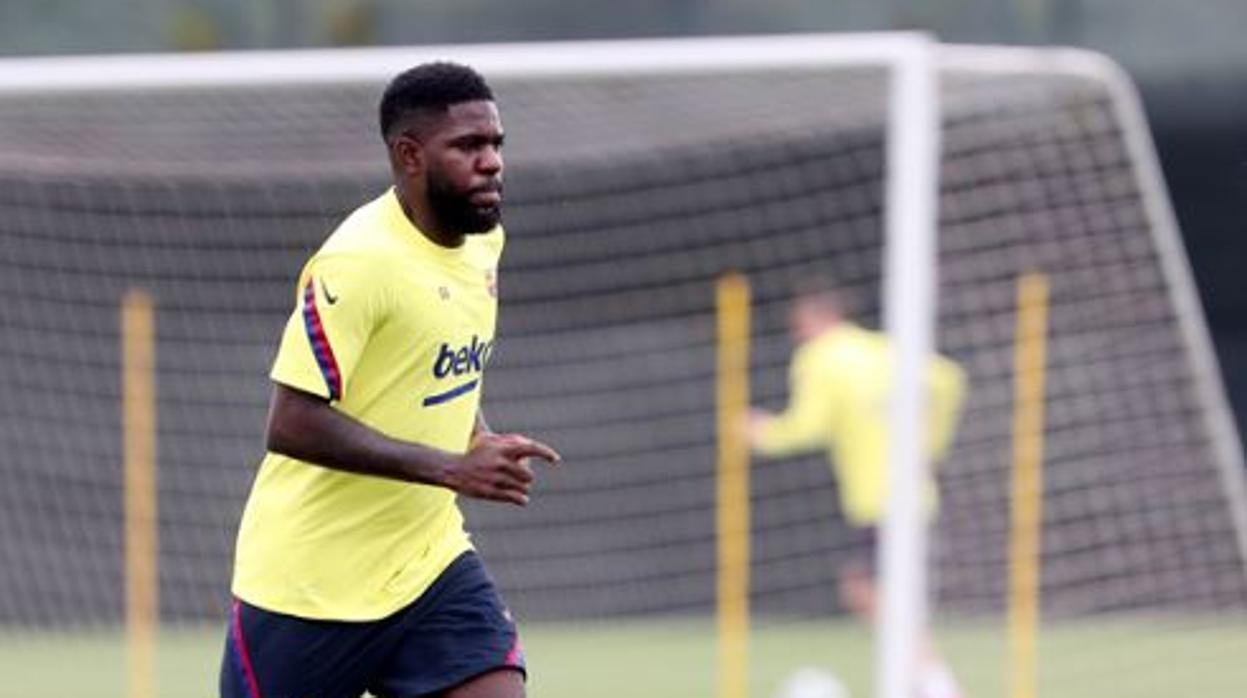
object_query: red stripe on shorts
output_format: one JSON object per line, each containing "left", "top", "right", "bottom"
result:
{"left": 231, "top": 598, "right": 264, "bottom": 698}
{"left": 504, "top": 633, "right": 525, "bottom": 667}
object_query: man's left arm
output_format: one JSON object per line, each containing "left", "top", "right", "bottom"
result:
{"left": 928, "top": 356, "right": 968, "bottom": 461}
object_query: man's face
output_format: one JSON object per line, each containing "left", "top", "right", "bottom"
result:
{"left": 789, "top": 296, "right": 840, "bottom": 342}
{"left": 422, "top": 100, "right": 505, "bottom": 235}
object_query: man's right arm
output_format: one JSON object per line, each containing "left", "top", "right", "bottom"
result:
{"left": 749, "top": 346, "right": 835, "bottom": 456}
{"left": 265, "top": 382, "right": 559, "bottom": 506}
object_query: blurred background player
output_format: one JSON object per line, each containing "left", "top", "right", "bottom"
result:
{"left": 219, "top": 62, "right": 559, "bottom": 698}
{"left": 746, "top": 279, "right": 967, "bottom": 698}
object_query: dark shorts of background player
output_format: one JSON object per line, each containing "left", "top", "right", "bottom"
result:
{"left": 836, "top": 525, "right": 879, "bottom": 578}
{"left": 220, "top": 551, "right": 524, "bottom": 698}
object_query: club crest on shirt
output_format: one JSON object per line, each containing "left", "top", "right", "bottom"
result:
{"left": 485, "top": 270, "right": 497, "bottom": 298}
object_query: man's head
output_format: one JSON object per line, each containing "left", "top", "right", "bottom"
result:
{"left": 789, "top": 277, "right": 846, "bottom": 342}
{"left": 380, "top": 62, "right": 504, "bottom": 238}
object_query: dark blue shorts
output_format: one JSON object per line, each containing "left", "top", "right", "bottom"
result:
{"left": 220, "top": 552, "right": 524, "bottom": 698}
{"left": 837, "top": 525, "right": 879, "bottom": 576}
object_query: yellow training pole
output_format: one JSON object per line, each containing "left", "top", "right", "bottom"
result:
{"left": 122, "top": 289, "right": 157, "bottom": 698}
{"left": 716, "top": 273, "right": 751, "bottom": 698}
{"left": 1008, "top": 273, "right": 1050, "bottom": 698}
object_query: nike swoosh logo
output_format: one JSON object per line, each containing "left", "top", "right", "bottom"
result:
{"left": 322, "top": 278, "right": 338, "bottom": 305}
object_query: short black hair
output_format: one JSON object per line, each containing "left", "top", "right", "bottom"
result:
{"left": 791, "top": 273, "right": 851, "bottom": 314}
{"left": 378, "top": 62, "right": 494, "bottom": 142}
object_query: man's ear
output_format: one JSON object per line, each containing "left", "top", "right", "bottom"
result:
{"left": 392, "top": 135, "right": 424, "bottom": 176}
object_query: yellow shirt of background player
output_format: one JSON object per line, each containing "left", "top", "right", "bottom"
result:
{"left": 231, "top": 188, "right": 504, "bottom": 621}
{"left": 753, "top": 324, "right": 966, "bottom": 527}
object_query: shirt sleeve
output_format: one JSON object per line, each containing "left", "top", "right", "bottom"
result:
{"left": 927, "top": 354, "right": 968, "bottom": 461}
{"left": 269, "top": 252, "right": 389, "bottom": 402}
{"left": 754, "top": 342, "right": 837, "bottom": 456}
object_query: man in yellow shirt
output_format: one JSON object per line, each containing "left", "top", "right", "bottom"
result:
{"left": 747, "top": 282, "right": 967, "bottom": 698}
{"left": 220, "top": 62, "right": 559, "bottom": 698}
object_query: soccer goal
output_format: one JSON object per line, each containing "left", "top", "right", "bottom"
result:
{"left": 0, "top": 33, "right": 1243, "bottom": 698}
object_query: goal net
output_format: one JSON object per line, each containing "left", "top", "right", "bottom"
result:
{"left": 0, "top": 35, "right": 1243, "bottom": 698}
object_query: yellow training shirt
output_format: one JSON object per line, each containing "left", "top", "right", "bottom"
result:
{"left": 231, "top": 188, "right": 503, "bottom": 620}
{"left": 754, "top": 324, "right": 966, "bottom": 526}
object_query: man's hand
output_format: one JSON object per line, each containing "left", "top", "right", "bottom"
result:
{"left": 444, "top": 433, "right": 562, "bottom": 506}
{"left": 742, "top": 408, "right": 774, "bottom": 448}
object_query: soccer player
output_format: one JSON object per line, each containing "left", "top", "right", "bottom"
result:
{"left": 219, "top": 62, "right": 559, "bottom": 698}
{"left": 745, "top": 280, "right": 967, "bottom": 698}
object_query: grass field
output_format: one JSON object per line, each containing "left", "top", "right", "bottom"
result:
{"left": 2, "top": 616, "right": 1245, "bottom": 698}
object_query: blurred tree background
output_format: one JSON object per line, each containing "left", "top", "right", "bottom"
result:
{"left": 2, "top": 0, "right": 1244, "bottom": 436}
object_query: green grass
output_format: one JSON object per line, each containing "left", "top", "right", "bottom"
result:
{"left": 2, "top": 616, "right": 1245, "bottom": 698}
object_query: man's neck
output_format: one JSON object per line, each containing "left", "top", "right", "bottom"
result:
{"left": 800, "top": 320, "right": 845, "bottom": 343}
{"left": 394, "top": 185, "right": 464, "bottom": 249}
